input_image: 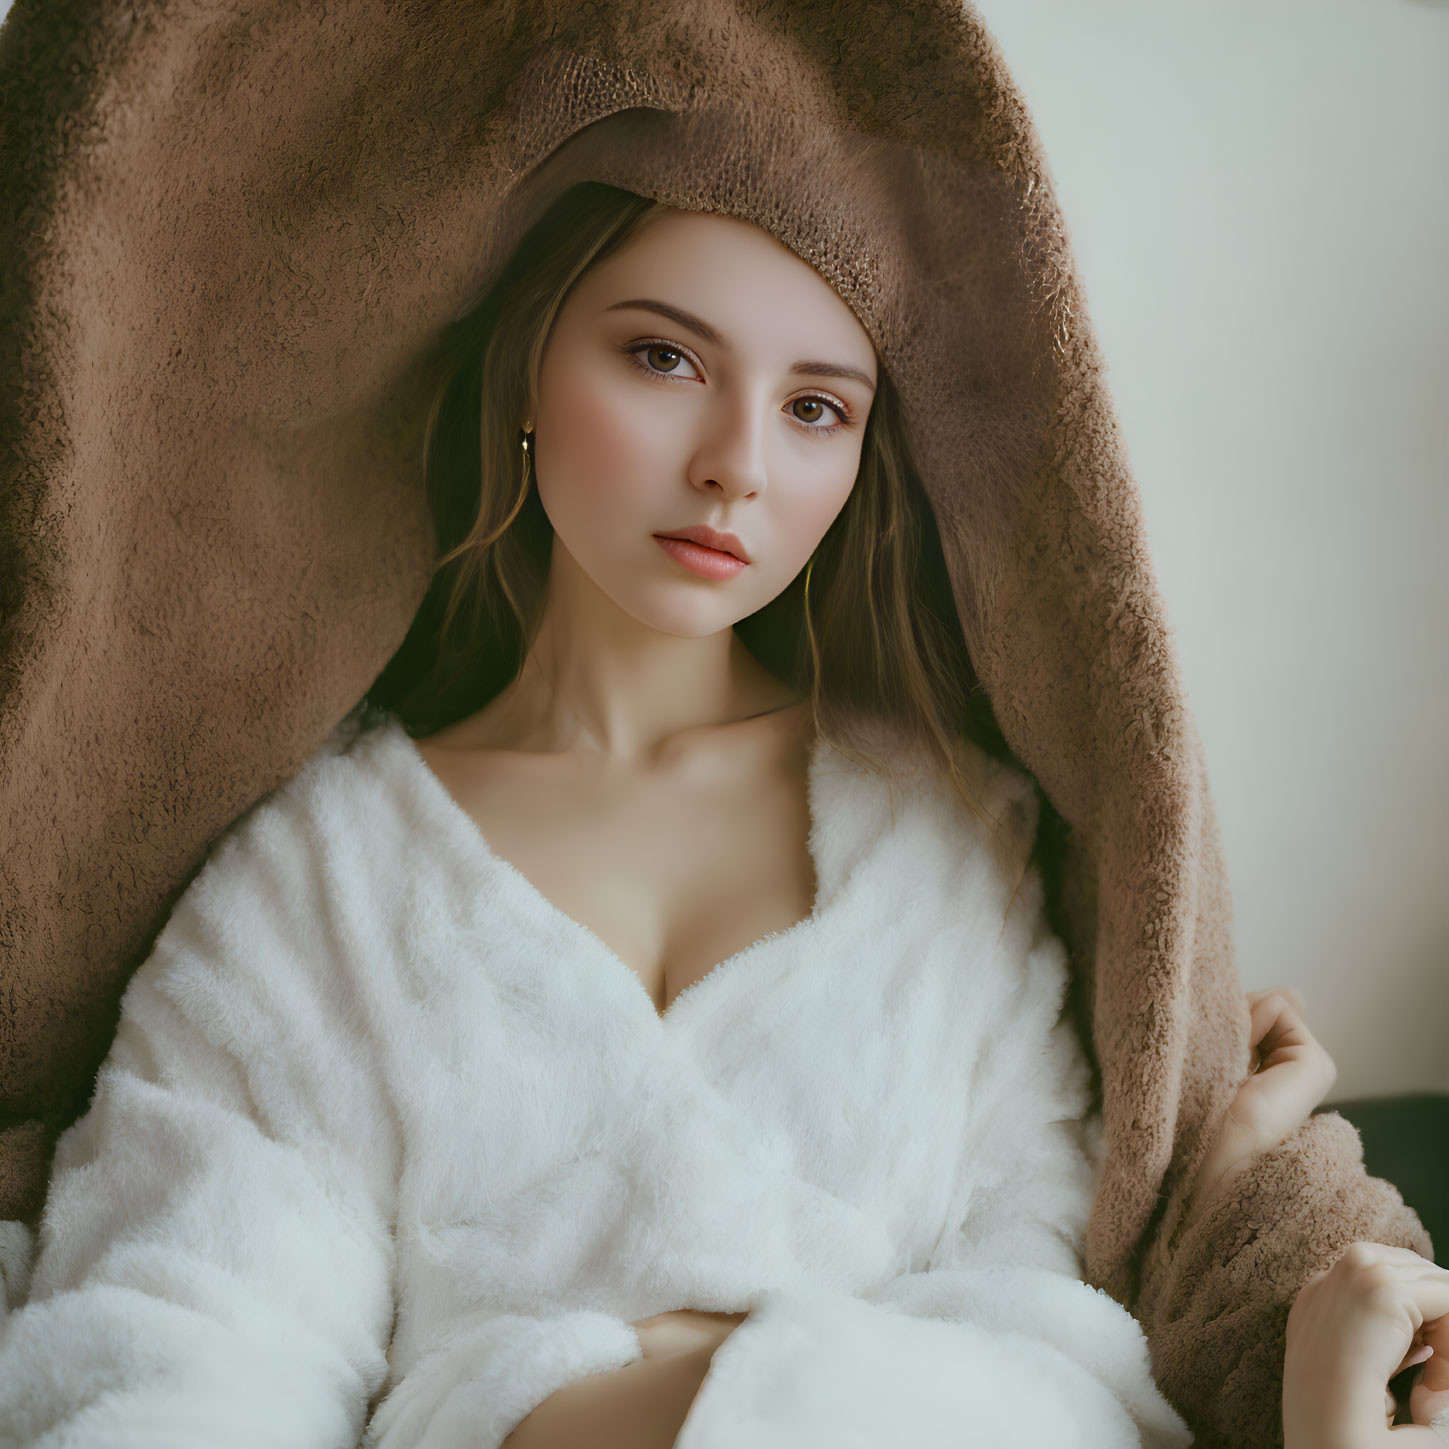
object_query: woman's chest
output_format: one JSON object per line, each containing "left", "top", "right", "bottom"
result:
{"left": 415, "top": 735, "right": 818, "bottom": 1017}
{"left": 386, "top": 875, "right": 1031, "bottom": 1302}
{"left": 383, "top": 719, "right": 1074, "bottom": 1276}
{"left": 388, "top": 828, "right": 1011, "bottom": 1241}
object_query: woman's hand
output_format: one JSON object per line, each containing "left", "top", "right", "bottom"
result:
{"left": 1182, "top": 986, "right": 1338, "bottom": 1229}
{"left": 1283, "top": 1240, "right": 1449, "bottom": 1448}
{"left": 632, "top": 1307, "right": 749, "bottom": 1361}
{"left": 499, "top": 1309, "right": 747, "bottom": 1449}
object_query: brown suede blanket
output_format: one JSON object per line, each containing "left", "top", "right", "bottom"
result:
{"left": 0, "top": 2, "right": 1430, "bottom": 1444}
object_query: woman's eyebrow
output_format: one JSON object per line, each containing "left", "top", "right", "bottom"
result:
{"left": 604, "top": 297, "right": 877, "bottom": 394}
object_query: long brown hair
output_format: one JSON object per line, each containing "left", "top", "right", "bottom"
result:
{"left": 367, "top": 181, "right": 1028, "bottom": 845}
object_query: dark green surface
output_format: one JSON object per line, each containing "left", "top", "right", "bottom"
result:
{"left": 1318, "top": 1093, "right": 1449, "bottom": 1266}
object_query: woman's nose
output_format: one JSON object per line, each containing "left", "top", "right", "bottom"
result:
{"left": 688, "top": 397, "right": 771, "bottom": 499}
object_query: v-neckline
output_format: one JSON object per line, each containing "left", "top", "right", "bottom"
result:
{"left": 387, "top": 718, "right": 835, "bottom": 1028}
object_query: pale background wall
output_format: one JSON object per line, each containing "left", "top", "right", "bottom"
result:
{"left": 983, "top": 0, "right": 1449, "bottom": 1098}
{"left": 2, "top": 0, "right": 1444, "bottom": 1096}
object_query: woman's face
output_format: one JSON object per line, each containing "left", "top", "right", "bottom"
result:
{"left": 529, "top": 208, "right": 879, "bottom": 637}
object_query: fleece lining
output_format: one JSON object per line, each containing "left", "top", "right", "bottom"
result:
{"left": 1, "top": 710, "right": 1188, "bottom": 1448}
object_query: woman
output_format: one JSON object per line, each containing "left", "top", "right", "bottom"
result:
{"left": 1, "top": 183, "right": 1442, "bottom": 1448}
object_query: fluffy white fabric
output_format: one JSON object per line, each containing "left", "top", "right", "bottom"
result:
{"left": 0, "top": 1221, "right": 33, "bottom": 1318}
{"left": 0, "top": 708, "right": 1191, "bottom": 1448}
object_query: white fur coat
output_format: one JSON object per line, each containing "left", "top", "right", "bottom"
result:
{"left": 0, "top": 710, "right": 1193, "bottom": 1448}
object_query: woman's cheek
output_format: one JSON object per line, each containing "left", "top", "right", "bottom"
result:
{"left": 541, "top": 407, "right": 648, "bottom": 536}
{"left": 791, "top": 473, "right": 856, "bottom": 557}
{"left": 581, "top": 394, "right": 679, "bottom": 517}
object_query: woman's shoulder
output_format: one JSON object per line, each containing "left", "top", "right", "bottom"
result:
{"left": 173, "top": 700, "right": 409, "bottom": 928}
{"left": 843, "top": 716, "right": 1041, "bottom": 869}
{"left": 838, "top": 721, "right": 1071, "bottom": 1033}
{"left": 122, "top": 703, "right": 418, "bottom": 1025}
{"left": 217, "top": 699, "right": 400, "bottom": 836}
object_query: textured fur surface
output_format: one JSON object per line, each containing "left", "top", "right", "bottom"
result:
{"left": 0, "top": 3, "right": 1434, "bottom": 1442}
{"left": 0, "top": 711, "right": 1188, "bottom": 1447}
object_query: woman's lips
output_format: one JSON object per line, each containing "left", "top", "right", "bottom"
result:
{"left": 654, "top": 534, "right": 749, "bottom": 580}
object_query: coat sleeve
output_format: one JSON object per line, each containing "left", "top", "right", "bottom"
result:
{"left": 1108, "top": 752, "right": 1438, "bottom": 1449}
{"left": 0, "top": 1219, "right": 35, "bottom": 1317}
{"left": 0, "top": 777, "right": 402, "bottom": 1448}
{"left": 675, "top": 871, "right": 1194, "bottom": 1449}
{"left": 361, "top": 1308, "right": 644, "bottom": 1449}
{"left": 1131, "top": 1105, "right": 1434, "bottom": 1449}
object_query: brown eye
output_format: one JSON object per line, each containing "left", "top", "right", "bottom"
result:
{"left": 625, "top": 342, "right": 702, "bottom": 381}
{"left": 788, "top": 396, "right": 849, "bottom": 431}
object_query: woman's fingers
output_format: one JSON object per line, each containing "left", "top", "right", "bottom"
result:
{"left": 1340, "top": 1246, "right": 1449, "bottom": 1375}
{"left": 1246, "top": 989, "right": 1332, "bottom": 1073}
{"left": 631, "top": 1309, "right": 748, "bottom": 1362}
{"left": 1247, "top": 985, "right": 1304, "bottom": 1012}
{"left": 1397, "top": 1339, "right": 1435, "bottom": 1376}
{"left": 1253, "top": 991, "right": 1334, "bottom": 1073}
{"left": 1286, "top": 1242, "right": 1449, "bottom": 1439}
{"left": 1411, "top": 1283, "right": 1449, "bottom": 1429}
{"left": 1421, "top": 1318, "right": 1449, "bottom": 1388}
{"left": 1224, "top": 989, "right": 1337, "bottom": 1153}
{"left": 1325, "top": 1243, "right": 1436, "bottom": 1267}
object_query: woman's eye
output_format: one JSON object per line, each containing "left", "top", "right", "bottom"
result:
{"left": 790, "top": 397, "right": 845, "bottom": 428}
{"left": 624, "top": 341, "right": 851, "bottom": 435}
{"left": 628, "top": 343, "right": 701, "bottom": 380}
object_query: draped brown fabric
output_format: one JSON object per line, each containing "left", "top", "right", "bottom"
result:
{"left": 0, "top": 2, "right": 1429, "bottom": 1444}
